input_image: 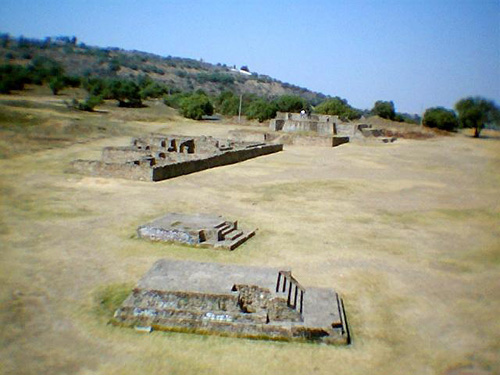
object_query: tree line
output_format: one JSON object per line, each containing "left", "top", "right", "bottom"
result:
{"left": 1, "top": 53, "right": 498, "bottom": 136}
{"left": 423, "top": 99, "right": 499, "bottom": 138}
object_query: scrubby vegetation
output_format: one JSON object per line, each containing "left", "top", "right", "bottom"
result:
{"left": 178, "top": 91, "right": 214, "bottom": 120}
{"left": 421, "top": 98, "right": 499, "bottom": 136}
{"left": 455, "top": 96, "right": 500, "bottom": 137}
{"left": 423, "top": 107, "right": 458, "bottom": 131}
{"left": 314, "top": 97, "right": 361, "bottom": 121}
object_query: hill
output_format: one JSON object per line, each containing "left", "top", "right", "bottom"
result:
{"left": 0, "top": 34, "right": 327, "bottom": 104}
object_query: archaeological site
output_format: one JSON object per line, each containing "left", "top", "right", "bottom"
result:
{"left": 137, "top": 213, "right": 256, "bottom": 250}
{"left": 229, "top": 111, "right": 396, "bottom": 145}
{"left": 71, "top": 134, "right": 283, "bottom": 181}
{"left": 112, "top": 259, "right": 350, "bottom": 345}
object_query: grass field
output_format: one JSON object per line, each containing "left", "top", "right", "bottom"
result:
{"left": 0, "top": 90, "right": 499, "bottom": 375}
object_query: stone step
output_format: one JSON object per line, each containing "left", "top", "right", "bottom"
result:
{"left": 225, "top": 229, "right": 256, "bottom": 250}
{"left": 214, "top": 221, "right": 229, "bottom": 229}
{"left": 220, "top": 225, "right": 236, "bottom": 237}
{"left": 224, "top": 230, "right": 243, "bottom": 241}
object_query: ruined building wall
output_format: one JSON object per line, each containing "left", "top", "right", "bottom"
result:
{"left": 70, "top": 160, "right": 153, "bottom": 181}
{"left": 270, "top": 112, "right": 339, "bottom": 136}
{"left": 151, "top": 144, "right": 283, "bottom": 181}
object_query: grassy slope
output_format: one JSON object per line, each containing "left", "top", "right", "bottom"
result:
{"left": 0, "top": 40, "right": 324, "bottom": 101}
{"left": 0, "top": 92, "right": 499, "bottom": 375}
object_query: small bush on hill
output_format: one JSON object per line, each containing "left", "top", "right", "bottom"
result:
{"left": 372, "top": 100, "right": 396, "bottom": 120}
{"left": 423, "top": 107, "right": 458, "bottom": 131}
{"left": 49, "top": 75, "right": 80, "bottom": 95}
{"left": 27, "top": 56, "right": 64, "bottom": 84}
{"left": 0, "top": 64, "right": 29, "bottom": 93}
{"left": 70, "top": 95, "right": 103, "bottom": 112}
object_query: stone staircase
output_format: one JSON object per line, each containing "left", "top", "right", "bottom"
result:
{"left": 214, "top": 221, "right": 256, "bottom": 250}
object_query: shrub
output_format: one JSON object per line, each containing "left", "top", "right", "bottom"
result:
{"left": 70, "top": 95, "right": 104, "bottom": 112}
{"left": 422, "top": 107, "right": 458, "bottom": 131}
{"left": 179, "top": 93, "right": 214, "bottom": 120}
{"left": 164, "top": 92, "right": 191, "bottom": 109}
{"left": 27, "top": 56, "right": 64, "bottom": 84}
{"left": 0, "top": 64, "right": 29, "bottom": 93}
{"left": 104, "top": 79, "right": 142, "bottom": 107}
{"left": 315, "top": 97, "right": 361, "bottom": 121}
{"left": 246, "top": 99, "right": 277, "bottom": 122}
{"left": 372, "top": 100, "right": 396, "bottom": 120}
{"left": 274, "top": 95, "right": 309, "bottom": 113}
{"left": 215, "top": 91, "right": 240, "bottom": 116}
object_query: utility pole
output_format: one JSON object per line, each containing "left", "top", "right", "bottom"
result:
{"left": 238, "top": 94, "right": 243, "bottom": 123}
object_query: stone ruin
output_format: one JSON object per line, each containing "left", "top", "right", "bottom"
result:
{"left": 70, "top": 134, "right": 283, "bottom": 181}
{"left": 229, "top": 111, "right": 396, "bottom": 145}
{"left": 137, "top": 213, "right": 256, "bottom": 250}
{"left": 112, "top": 259, "right": 350, "bottom": 345}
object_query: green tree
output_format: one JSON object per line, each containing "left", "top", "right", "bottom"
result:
{"left": 372, "top": 100, "right": 396, "bottom": 120}
{"left": 0, "top": 64, "right": 29, "bottom": 93}
{"left": 422, "top": 107, "right": 458, "bottom": 131}
{"left": 27, "top": 56, "right": 64, "bottom": 84}
{"left": 215, "top": 91, "right": 240, "bottom": 116}
{"left": 49, "top": 76, "right": 66, "bottom": 95}
{"left": 455, "top": 97, "right": 500, "bottom": 138}
{"left": 246, "top": 99, "right": 277, "bottom": 122}
{"left": 315, "top": 97, "right": 361, "bottom": 121}
{"left": 274, "top": 95, "right": 309, "bottom": 113}
{"left": 164, "top": 92, "right": 190, "bottom": 109}
{"left": 139, "top": 80, "right": 168, "bottom": 99}
{"left": 179, "top": 93, "right": 214, "bottom": 120}
{"left": 104, "top": 79, "right": 142, "bottom": 107}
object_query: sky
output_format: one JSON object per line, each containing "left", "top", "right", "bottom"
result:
{"left": 1, "top": 0, "right": 499, "bottom": 114}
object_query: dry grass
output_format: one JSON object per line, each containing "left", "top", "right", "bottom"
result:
{"left": 0, "top": 95, "right": 499, "bottom": 375}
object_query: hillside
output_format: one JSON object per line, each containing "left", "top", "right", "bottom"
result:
{"left": 0, "top": 34, "right": 327, "bottom": 104}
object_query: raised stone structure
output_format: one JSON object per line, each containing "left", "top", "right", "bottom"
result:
{"left": 137, "top": 213, "right": 256, "bottom": 250}
{"left": 71, "top": 134, "right": 283, "bottom": 181}
{"left": 270, "top": 112, "right": 340, "bottom": 135}
{"left": 112, "top": 259, "right": 350, "bottom": 345}
{"left": 229, "top": 113, "right": 396, "bottom": 146}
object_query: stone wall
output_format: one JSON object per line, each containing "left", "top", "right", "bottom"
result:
{"left": 270, "top": 112, "right": 339, "bottom": 136}
{"left": 70, "top": 160, "right": 153, "bottom": 181}
{"left": 71, "top": 135, "right": 283, "bottom": 182}
{"left": 102, "top": 147, "right": 149, "bottom": 163}
{"left": 150, "top": 144, "right": 283, "bottom": 181}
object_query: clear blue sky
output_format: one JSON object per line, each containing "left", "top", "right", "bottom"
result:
{"left": 1, "top": 0, "right": 499, "bottom": 114}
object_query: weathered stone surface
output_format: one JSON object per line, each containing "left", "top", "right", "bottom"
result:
{"left": 137, "top": 213, "right": 256, "bottom": 250}
{"left": 112, "top": 259, "right": 350, "bottom": 345}
{"left": 70, "top": 134, "right": 283, "bottom": 181}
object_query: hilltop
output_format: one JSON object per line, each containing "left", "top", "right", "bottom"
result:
{"left": 0, "top": 34, "right": 327, "bottom": 104}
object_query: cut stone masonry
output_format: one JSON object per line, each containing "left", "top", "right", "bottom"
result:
{"left": 137, "top": 213, "right": 256, "bottom": 250}
{"left": 229, "top": 112, "right": 396, "bottom": 145}
{"left": 112, "top": 259, "right": 350, "bottom": 345}
{"left": 71, "top": 134, "right": 283, "bottom": 181}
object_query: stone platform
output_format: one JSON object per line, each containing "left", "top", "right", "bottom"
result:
{"left": 137, "top": 213, "right": 256, "bottom": 250}
{"left": 71, "top": 134, "right": 283, "bottom": 181}
{"left": 112, "top": 259, "right": 350, "bottom": 345}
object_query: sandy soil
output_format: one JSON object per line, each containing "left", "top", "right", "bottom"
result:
{"left": 0, "top": 98, "right": 499, "bottom": 375}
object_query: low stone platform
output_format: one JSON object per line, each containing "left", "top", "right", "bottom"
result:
{"left": 112, "top": 259, "right": 350, "bottom": 345}
{"left": 70, "top": 134, "right": 283, "bottom": 181}
{"left": 228, "top": 129, "right": 349, "bottom": 147}
{"left": 137, "top": 213, "right": 256, "bottom": 250}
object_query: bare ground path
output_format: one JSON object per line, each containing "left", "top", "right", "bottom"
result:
{"left": 0, "top": 119, "right": 499, "bottom": 375}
